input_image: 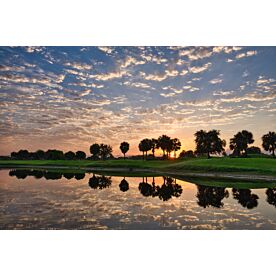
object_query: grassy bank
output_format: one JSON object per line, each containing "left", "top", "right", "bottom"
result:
{"left": 0, "top": 157, "right": 276, "bottom": 176}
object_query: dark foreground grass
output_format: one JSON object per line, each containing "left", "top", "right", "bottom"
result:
{"left": 0, "top": 157, "right": 275, "bottom": 175}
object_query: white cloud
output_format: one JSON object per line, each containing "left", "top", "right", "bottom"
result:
{"left": 189, "top": 62, "right": 212, "bottom": 74}
{"left": 236, "top": 50, "right": 257, "bottom": 59}
{"left": 209, "top": 78, "right": 223, "bottom": 84}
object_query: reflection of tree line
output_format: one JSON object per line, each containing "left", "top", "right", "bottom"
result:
{"left": 9, "top": 169, "right": 85, "bottom": 180}
{"left": 8, "top": 170, "right": 276, "bottom": 208}
{"left": 138, "top": 176, "right": 183, "bottom": 201}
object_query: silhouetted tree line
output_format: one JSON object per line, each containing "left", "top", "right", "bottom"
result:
{"left": 89, "top": 143, "right": 113, "bottom": 160}
{"left": 138, "top": 135, "right": 181, "bottom": 159}
{"left": 10, "top": 149, "right": 87, "bottom": 160}
{"left": 9, "top": 131, "right": 275, "bottom": 160}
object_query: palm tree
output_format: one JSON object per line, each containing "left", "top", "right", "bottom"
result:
{"left": 262, "top": 131, "right": 276, "bottom": 157}
{"left": 172, "top": 138, "right": 181, "bottom": 158}
{"left": 138, "top": 141, "right": 145, "bottom": 160}
{"left": 120, "top": 141, "right": 130, "bottom": 159}
{"left": 158, "top": 135, "right": 171, "bottom": 158}
{"left": 194, "top": 129, "right": 226, "bottom": 158}
{"left": 230, "top": 130, "right": 254, "bottom": 157}
{"left": 138, "top": 138, "right": 152, "bottom": 159}
{"left": 151, "top": 138, "right": 159, "bottom": 158}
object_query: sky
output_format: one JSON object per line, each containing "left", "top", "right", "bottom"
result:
{"left": 0, "top": 46, "right": 275, "bottom": 156}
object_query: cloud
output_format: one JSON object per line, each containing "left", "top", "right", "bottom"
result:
{"left": 98, "top": 46, "right": 114, "bottom": 54}
{"left": 140, "top": 69, "right": 179, "bottom": 82}
{"left": 120, "top": 56, "right": 145, "bottom": 68}
{"left": 236, "top": 50, "right": 257, "bottom": 59}
{"left": 209, "top": 78, "right": 223, "bottom": 84}
{"left": 65, "top": 62, "right": 92, "bottom": 70}
{"left": 189, "top": 62, "right": 212, "bottom": 74}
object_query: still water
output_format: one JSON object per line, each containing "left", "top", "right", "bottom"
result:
{"left": 0, "top": 169, "right": 276, "bottom": 229}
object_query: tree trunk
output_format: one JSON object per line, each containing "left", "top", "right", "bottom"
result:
{"left": 143, "top": 152, "right": 144, "bottom": 160}
{"left": 146, "top": 151, "right": 148, "bottom": 159}
{"left": 152, "top": 148, "right": 155, "bottom": 157}
{"left": 123, "top": 153, "right": 125, "bottom": 160}
{"left": 273, "top": 148, "right": 275, "bottom": 158}
{"left": 207, "top": 151, "right": 210, "bottom": 159}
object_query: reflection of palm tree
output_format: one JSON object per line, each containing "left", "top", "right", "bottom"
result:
{"left": 89, "top": 174, "right": 99, "bottom": 189}
{"left": 119, "top": 178, "right": 129, "bottom": 192}
{"left": 232, "top": 188, "right": 259, "bottom": 209}
{"left": 88, "top": 174, "right": 112, "bottom": 189}
{"left": 266, "top": 188, "right": 276, "bottom": 207}
{"left": 196, "top": 185, "right": 229, "bottom": 208}
{"left": 139, "top": 181, "right": 154, "bottom": 197}
{"left": 139, "top": 176, "right": 182, "bottom": 201}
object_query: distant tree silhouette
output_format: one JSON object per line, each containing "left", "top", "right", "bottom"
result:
{"left": 195, "top": 130, "right": 226, "bottom": 158}
{"left": 196, "top": 185, "right": 229, "bottom": 208}
{"left": 179, "top": 150, "right": 195, "bottom": 158}
{"left": 266, "top": 188, "right": 276, "bottom": 207}
{"left": 90, "top": 143, "right": 100, "bottom": 159}
{"left": 76, "top": 151, "right": 86, "bottom": 159}
{"left": 247, "top": 146, "right": 261, "bottom": 155}
{"left": 35, "top": 149, "right": 45, "bottom": 160}
{"left": 45, "top": 149, "right": 64, "bottom": 160}
{"left": 172, "top": 138, "right": 181, "bottom": 158}
{"left": 64, "top": 151, "right": 76, "bottom": 160}
{"left": 99, "top": 144, "right": 113, "bottom": 160}
{"left": 262, "top": 131, "right": 276, "bottom": 158}
{"left": 158, "top": 135, "right": 172, "bottom": 158}
{"left": 151, "top": 138, "right": 159, "bottom": 158}
{"left": 232, "top": 188, "right": 259, "bottom": 209}
{"left": 138, "top": 139, "right": 152, "bottom": 160}
{"left": 119, "top": 178, "right": 129, "bottom": 192}
{"left": 230, "top": 130, "right": 254, "bottom": 157}
{"left": 120, "top": 142, "right": 130, "bottom": 159}
{"left": 13, "top": 150, "right": 30, "bottom": 160}
{"left": 89, "top": 174, "right": 112, "bottom": 189}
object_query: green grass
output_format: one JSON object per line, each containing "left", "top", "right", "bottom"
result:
{"left": 0, "top": 157, "right": 276, "bottom": 176}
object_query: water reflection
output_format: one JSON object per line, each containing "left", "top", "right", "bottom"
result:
{"left": 9, "top": 169, "right": 85, "bottom": 181}
{"left": 266, "top": 188, "right": 276, "bottom": 208}
{"left": 139, "top": 176, "right": 182, "bottom": 201}
{"left": 196, "top": 185, "right": 229, "bottom": 208}
{"left": 88, "top": 174, "right": 112, "bottom": 189}
{"left": 119, "top": 178, "right": 129, "bottom": 192}
{"left": 2, "top": 169, "right": 276, "bottom": 229}
{"left": 6, "top": 169, "right": 275, "bottom": 207}
{"left": 232, "top": 188, "right": 259, "bottom": 209}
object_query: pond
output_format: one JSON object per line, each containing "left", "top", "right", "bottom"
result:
{"left": 0, "top": 169, "right": 276, "bottom": 229}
